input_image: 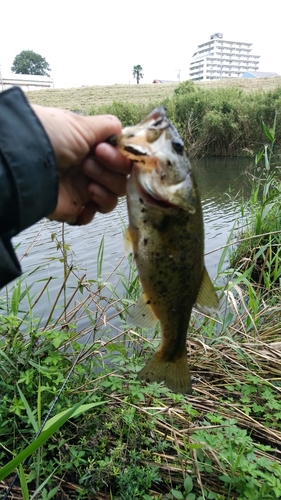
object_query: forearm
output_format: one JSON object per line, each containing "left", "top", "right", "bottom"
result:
{"left": 0, "top": 87, "right": 58, "bottom": 236}
{"left": 0, "top": 87, "right": 58, "bottom": 287}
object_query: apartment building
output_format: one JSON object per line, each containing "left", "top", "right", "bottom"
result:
{"left": 189, "top": 33, "right": 260, "bottom": 81}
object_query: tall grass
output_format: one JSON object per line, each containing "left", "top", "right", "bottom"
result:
{"left": 2, "top": 116, "right": 281, "bottom": 498}
{"left": 87, "top": 82, "right": 281, "bottom": 158}
{"left": 2, "top": 203, "right": 281, "bottom": 498}
{"left": 25, "top": 79, "right": 281, "bottom": 158}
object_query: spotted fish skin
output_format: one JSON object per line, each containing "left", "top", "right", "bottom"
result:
{"left": 109, "top": 107, "right": 219, "bottom": 393}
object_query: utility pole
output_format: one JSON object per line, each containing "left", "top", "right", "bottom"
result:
{"left": 176, "top": 69, "right": 181, "bottom": 82}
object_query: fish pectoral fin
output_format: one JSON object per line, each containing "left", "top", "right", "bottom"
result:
{"left": 195, "top": 266, "right": 220, "bottom": 315}
{"left": 127, "top": 292, "right": 158, "bottom": 329}
{"left": 124, "top": 227, "right": 133, "bottom": 253}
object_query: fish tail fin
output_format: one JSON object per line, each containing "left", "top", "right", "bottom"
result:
{"left": 137, "top": 350, "right": 192, "bottom": 394}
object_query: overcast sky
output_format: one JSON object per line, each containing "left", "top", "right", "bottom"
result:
{"left": 1, "top": 0, "right": 280, "bottom": 88}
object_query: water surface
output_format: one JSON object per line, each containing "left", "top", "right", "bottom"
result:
{"left": 11, "top": 158, "right": 252, "bottom": 324}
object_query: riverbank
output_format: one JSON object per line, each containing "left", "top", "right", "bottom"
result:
{"left": 26, "top": 78, "right": 281, "bottom": 157}
{"left": 2, "top": 82, "right": 281, "bottom": 498}
{"left": 2, "top": 146, "right": 281, "bottom": 497}
{"left": 1, "top": 237, "right": 281, "bottom": 498}
{"left": 26, "top": 76, "right": 281, "bottom": 111}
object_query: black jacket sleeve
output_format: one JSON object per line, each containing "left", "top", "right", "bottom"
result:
{"left": 0, "top": 87, "right": 58, "bottom": 287}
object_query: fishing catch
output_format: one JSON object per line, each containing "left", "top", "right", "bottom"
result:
{"left": 109, "top": 107, "right": 219, "bottom": 393}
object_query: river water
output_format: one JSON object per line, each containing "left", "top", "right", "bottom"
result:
{"left": 10, "top": 158, "right": 252, "bottom": 328}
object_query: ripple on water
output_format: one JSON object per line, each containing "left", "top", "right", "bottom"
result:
{"left": 11, "top": 159, "right": 251, "bottom": 325}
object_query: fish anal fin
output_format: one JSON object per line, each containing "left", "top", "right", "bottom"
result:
{"left": 138, "top": 350, "right": 192, "bottom": 394}
{"left": 128, "top": 292, "right": 158, "bottom": 329}
{"left": 195, "top": 266, "right": 220, "bottom": 315}
{"left": 124, "top": 227, "right": 133, "bottom": 253}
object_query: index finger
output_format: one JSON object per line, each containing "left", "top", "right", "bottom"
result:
{"left": 94, "top": 142, "right": 132, "bottom": 175}
{"left": 84, "top": 114, "right": 123, "bottom": 146}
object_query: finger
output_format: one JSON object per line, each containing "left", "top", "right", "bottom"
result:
{"left": 77, "top": 202, "right": 98, "bottom": 225}
{"left": 83, "top": 157, "right": 127, "bottom": 197}
{"left": 94, "top": 143, "right": 132, "bottom": 175}
{"left": 85, "top": 115, "right": 123, "bottom": 147}
{"left": 88, "top": 183, "right": 118, "bottom": 213}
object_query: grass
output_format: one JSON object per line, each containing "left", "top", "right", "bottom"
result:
{"left": 26, "top": 78, "right": 281, "bottom": 158}
{"left": 25, "top": 77, "right": 281, "bottom": 113}
{"left": 2, "top": 216, "right": 281, "bottom": 498}
{"left": 2, "top": 99, "right": 281, "bottom": 499}
{"left": 25, "top": 83, "right": 179, "bottom": 112}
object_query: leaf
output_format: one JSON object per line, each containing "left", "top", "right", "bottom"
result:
{"left": 0, "top": 348, "right": 16, "bottom": 368}
{"left": 42, "top": 402, "right": 104, "bottom": 431}
{"left": 171, "top": 490, "right": 184, "bottom": 500}
{"left": 186, "top": 494, "right": 196, "bottom": 500}
{"left": 184, "top": 475, "right": 193, "bottom": 494}
{"left": 17, "top": 384, "right": 39, "bottom": 433}
{"left": 255, "top": 149, "right": 264, "bottom": 166}
{"left": 18, "top": 464, "right": 30, "bottom": 500}
{"left": 97, "top": 236, "right": 104, "bottom": 279}
{"left": 217, "top": 222, "right": 235, "bottom": 274}
{"left": 187, "top": 443, "right": 205, "bottom": 449}
{"left": 29, "top": 467, "right": 59, "bottom": 500}
{"left": 262, "top": 121, "right": 274, "bottom": 143}
{"left": 0, "top": 399, "right": 103, "bottom": 481}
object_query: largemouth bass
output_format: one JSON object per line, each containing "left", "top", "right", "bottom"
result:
{"left": 109, "top": 107, "right": 219, "bottom": 393}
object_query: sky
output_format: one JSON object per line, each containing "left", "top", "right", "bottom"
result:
{"left": 1, "top": 0, "right": 281, "bottom": 88}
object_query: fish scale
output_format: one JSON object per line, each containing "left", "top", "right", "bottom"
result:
{"left": 108, "top": 107, "right": 219, "bottom": 393}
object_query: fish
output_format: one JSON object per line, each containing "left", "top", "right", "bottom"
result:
{"left": 108, "top": 107, "right": 219, "bottom": 393}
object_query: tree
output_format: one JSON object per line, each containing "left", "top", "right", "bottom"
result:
{"left": 11, "top": 50, "right": 51, "bottom": 77}
{"left": 132, "top": 65, "right": 143, "bottom": 84}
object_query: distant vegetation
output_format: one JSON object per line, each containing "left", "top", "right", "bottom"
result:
{"left": 26, "top": 77, "right": 281, "bottom": 157}
{"left": 12, "top": 50, "right": 51, "bottom": 77}
{"left": 132, "top": 64, "right": 144, "bottom": 84}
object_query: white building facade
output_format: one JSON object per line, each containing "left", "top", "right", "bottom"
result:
{"left": 0, "top": 72, "right": 53, "bottom": 92}
{"left": 189, "top": 33, "right": 260, "bottom": 81}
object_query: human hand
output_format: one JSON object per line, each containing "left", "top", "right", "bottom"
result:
{"left": 31, "top": 105, "right": 131, "bottom": 225}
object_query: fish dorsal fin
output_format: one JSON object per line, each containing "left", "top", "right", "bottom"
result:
{"left": 128, "top": 292, "right": 158, "bottom": 329}
{"left": 124, "top": 227, "right": 133, "bottom": 253}
{"left": 195, "top": 266, "right": 220, "bottom": 315}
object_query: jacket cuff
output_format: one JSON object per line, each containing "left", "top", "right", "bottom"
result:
{"left": 0, "top": 237, "right": 21, "bottom": 288}
{"left": 0, "top": 87, "right": 58, "bottom": 235}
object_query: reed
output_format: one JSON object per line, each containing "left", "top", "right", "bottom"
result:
{"left": 2, "top": 116, "right": 281, "bottom": 499}
{"left": 1, "top": 207, "right": 281, "bottom": 499}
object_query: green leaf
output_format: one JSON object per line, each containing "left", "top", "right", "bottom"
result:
{"left": 43, "top": 402, "right": 104, "bottom": 430}
{"left": 18, "top": 464, "right": 30, "bottom": 500}
{"left": 17, "top": 384, "right": 39, "bottom": 433}
{"left": 171, "top": 490, "right": 184, "bottom": 500}
{"left": 184, "top": 475, "right": 193, "bottom": 494}
{"left": 186, "top": 494, "right": 196, "bottom": 500}
{"left": 0, "top": 398, "right": 103, "bottom": 481}
{"left": 262, "top": 121, "right": 274, "bottom": 143}
{"left": 29, "top": 467, "right": 59, "bottom": 500}
{"left": 0, "top": 348, "right": 16, "bottom": 368}
{"left": 187, "top": 443, "right": 205, "bottom": 449}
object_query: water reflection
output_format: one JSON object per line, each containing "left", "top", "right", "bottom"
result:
{"left": 194, "top": 158, "right": 252, "bottom": 274}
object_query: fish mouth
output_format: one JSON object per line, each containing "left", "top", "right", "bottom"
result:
{"left": 132, "top": 170, "right": 183, "bottom": 210}
{"left": 107, "top": 135, "right": 151, "bottom": 159}
{"left": 138, "top": 185, "right": 179, "bottom": 209}
{"left": 135, "top": 168, "right": 196, "bottom": 213}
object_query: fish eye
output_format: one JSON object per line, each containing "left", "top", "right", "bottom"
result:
{"left": 172, "top": 140, "right": 184, "bottom": 153}
{"left": 147, "top": 128, "right": 162, "bottom": 143}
